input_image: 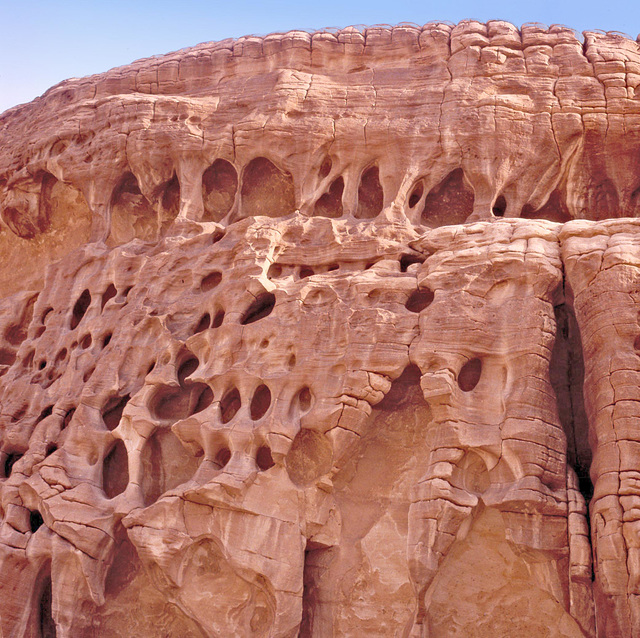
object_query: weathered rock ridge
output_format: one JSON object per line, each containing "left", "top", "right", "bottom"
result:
{"left": 1, "top": 19, "right": 640, "bottom": 637}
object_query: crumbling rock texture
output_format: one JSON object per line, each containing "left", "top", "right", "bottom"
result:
{"left": 1, "top": 19, "right": 640, "bottom": 637}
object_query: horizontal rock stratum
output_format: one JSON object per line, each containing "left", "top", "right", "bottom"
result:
{"left": 1, "top": 20, "right": 640, "bottom": 637}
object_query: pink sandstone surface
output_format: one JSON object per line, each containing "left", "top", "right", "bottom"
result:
{"left": 0, "top": 19, "right": 640, "bottom": 637}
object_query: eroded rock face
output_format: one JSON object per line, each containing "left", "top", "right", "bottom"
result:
{"left": 1, "top": 19, "right": 640, "bottom": 638}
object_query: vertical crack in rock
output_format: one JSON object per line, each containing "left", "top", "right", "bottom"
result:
{"left": 550, "top": 297, "right": 592, "bottom": 505}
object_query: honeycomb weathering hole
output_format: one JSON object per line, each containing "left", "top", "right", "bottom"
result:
{"left": 250, "top": 384, "right": 271, "bottom": 420}
{"left": 241, "top": 157, "right": 296, "bottom": 218}
{"left": 101, "top": 283, "right": 117, "bottom": 310}
{"left": 160, "top": 174, "right": 180, "bottom": 221}
{"left": 201, "top": 271, "right": 222, "bottom": 292}
{"left": 285, "top": 430, "right": 333, "bottom": 486}
{"left": 521, "top": 190, "right": 572, "bottom": 223}
{"left": 355, "top": 166, "right": 383, "bottom": 219}
{"left": 492, "top": 195, "right": 507, "bottom": 217}
{"left": 178, "top": 356, "right": 199, "bottom": 385}
{"left": 241, "top": 292, "right": 276, "bottom": 325}
{"left": 30, "top": 510, "right": 44, "bottom": 533}
{"left": 409, "top": 182, "right": 424, "bottom": 208}
{"left": 220, "top": 387, "right": 241, "bottom": 423}
{"left": 202, "top": 159, "right": 238, "bottom": 222}
{"left": 194, "top": 313, "right": 211, "bottom": 333}
{"left": 405, "top": 288, "right": 434, "bottom": 313}
{"left": 102, "top": 394, "right": 131, "bottom": 430}
{"left": 319, "top": 157, "right": 332, "bottom": 178}
{"left": 215, "top": 447, "right": 232, "bottom": 469}
{"left": 298, "top": 386, "right": 312, "bottom": 412}
{"left": 110, "top": 172, "right": 157, "bottom": 242}
{"left": 421, "top": 168, "right": 474, "bottom": 227}
{"left": 103, "top": 439, "right": 129, "bottom": 498}
{"left": 314, "top": 176, "right": 344, "bottom": 218}
{"left": 150, "top": 382, "right": 212, "bottom": 421}
{"left": 256, "top": 446, "right": 275, "bottom": 471}
{"left": 458, "top": 358, "right": 482, "bottom": 392}
{"left": 212, "top": 310, "right": 225, "bottom": 328}
{"left": 70, "top": 289, "right": 91, "bottom": 329}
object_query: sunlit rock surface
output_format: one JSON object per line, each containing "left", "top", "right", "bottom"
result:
{"left": 1, "top": 20, "right": 640, "bottom": 637}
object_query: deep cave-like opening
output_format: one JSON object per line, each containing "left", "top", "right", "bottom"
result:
{"left": 39, "top": 574, "right": 56, "bottom": 638}
{"left": 550, "top": 301, "right": 592, "bottom": 506}
{"left": 355, "top": 166, "right": 384, "bottom": 219}
{"left": 421, "top": 168, "right": 474, "bottom": 227}
{"left": 241, "top": 157, "right": 296, "bottom": 218}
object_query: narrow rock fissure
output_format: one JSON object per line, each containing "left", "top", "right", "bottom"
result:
{"left": 550, "top": 294, "right": 593, "bottom": 507}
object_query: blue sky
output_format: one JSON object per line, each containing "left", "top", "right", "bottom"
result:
{"left": 1, "top": 0, "right": 639, "bottom": 114}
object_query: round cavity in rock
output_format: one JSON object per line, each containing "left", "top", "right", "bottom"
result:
{"left": 405, "top": 288, "right": 434, "bottom": 313}
{"left": 220, "top": 387, "right": 241, "bottom": 423}
{"left": 194, "top": 313, "right": 211, "bottom": 334}
{"left": 299, "top": 266, "right": 314, "bottom": 279}
{"left": 285, "top": 430, "right": 333, "bottom": 486}
{"left": 178, "top": 356, "right": 199, "bottom": 385}
{"left": 102, "top": 394, "right": 131, "bottom": 430}
{"left": 250, "top": 384, "right": 271, "bottom": 421}
{"left": 256, "top": 446, "right": 275, "bottom": 471}
{"left": 319, "top": 157, "right": 332, "bottom": 178}
{"left": 458, "top": 358, "right": 482, "bottom": 392}
{"left": 241, "top": 157, "right": 296, "bottom": 218}
{"left": 202, "top": 159, "right": 238, "bottom": 222}
{"left": 101, "top": 284, "right": 117, "bottom": 310}
{"left": 298, "top": 386, "right": 312, "bottom": 412}
{"left": 70, "top": 289, "right": 91, "bottom": 329}
{"left": 241, "top": 292, "right": 275, "bottom": 325}
{"left": 215, "top": 447, "right": 231, "bottom": 469}
{"left": 212, "top": 310, "right": 225, "bottom": 328}
{"left": 313, "top": 176, "right": 344, "bottom": 219}
{"left": 492, "top": 195, "right": 507, "bottom": 217}
{"left": 80, "top": 334, "right": 92, "bottom": 349}
{"left": 201, "top": 271, "right": 222, "bottom": 292}
{"left": 355, "top": 165, "right": 384, "bottom": 219}
{"left": 409, "top": 182, "right": 424, "bottom": 208}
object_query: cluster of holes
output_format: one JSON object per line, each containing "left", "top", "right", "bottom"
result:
{"left": 213, "top": 444, "right": 275, "bottom": 472}
{"left": 268, "top": 263, "right": 339, "bottom": 280}
{"left": 149, "top": 354, "right": 213, "bottom": 422}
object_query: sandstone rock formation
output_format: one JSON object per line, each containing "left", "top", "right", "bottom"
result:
{"left": 1, "top": 19, "right": 640, "bottom": 637}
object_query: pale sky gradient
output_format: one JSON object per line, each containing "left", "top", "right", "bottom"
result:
{"left": 1, "top": 0, "right": 639, "bottom": 114}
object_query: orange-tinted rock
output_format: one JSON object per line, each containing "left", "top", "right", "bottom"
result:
{"left": 2, "top": 20, "right": 640, "bottom": 637}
